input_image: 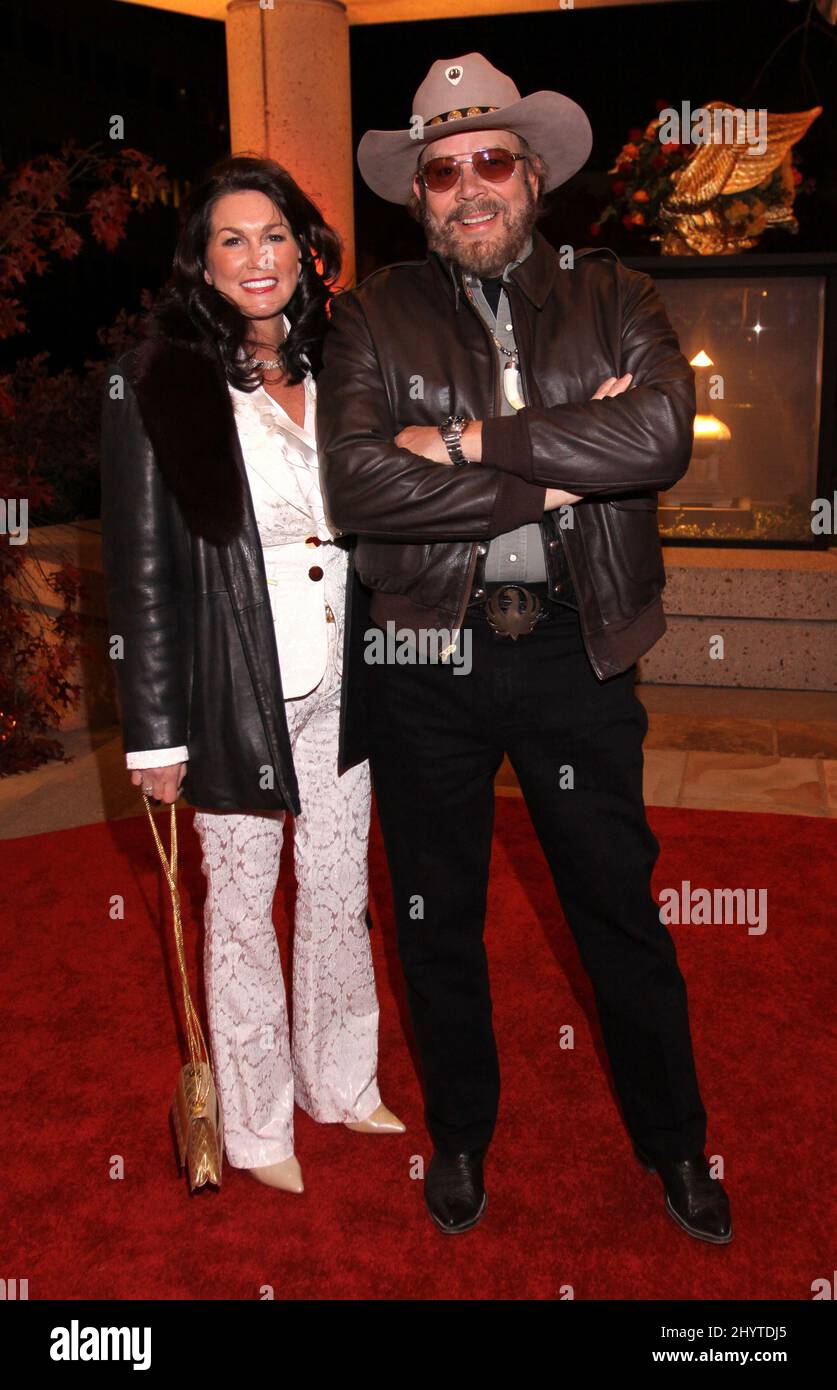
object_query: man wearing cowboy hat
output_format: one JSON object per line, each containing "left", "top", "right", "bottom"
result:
{"left": 317, "top": 54, "right": 731, "bottom": 1244}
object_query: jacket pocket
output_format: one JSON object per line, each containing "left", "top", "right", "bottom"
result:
{"left": 356, "top": 539, "right": 431, "bottom": 590}
{"left": 605, "top": 498, "right": 665, "bottom": 587}
{"left": 609, "top": 495, "right": 658, "bottom": 510}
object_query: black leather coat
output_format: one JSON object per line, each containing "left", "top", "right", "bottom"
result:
{"left": 99, "top": 299, "right": 333, "bottom": 815}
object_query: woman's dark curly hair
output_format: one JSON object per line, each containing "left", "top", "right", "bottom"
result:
{"left": 157, "top": 153, "right": 342, "bottom": 388}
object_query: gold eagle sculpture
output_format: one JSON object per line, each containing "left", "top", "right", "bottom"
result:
{"left": 654, "top": 101, "right": 821, "bottom": 254}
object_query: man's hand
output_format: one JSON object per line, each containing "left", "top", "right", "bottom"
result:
{"left": 130, "top": 763, "right": 187, "bottom": 805}
{"left": 544, "top": 488, "right": 582, "bottom": 510}
{"left": 544, "top": 375, "right": 635, "bottom": 509}
{"left": 394, "top": 420, "right": 485, "bottom": 464}
{"left": 394, "top": 425, "right": 451, "bottom": 463}
{"left": 591, "top": 373, "right": 634, "bottom": 400}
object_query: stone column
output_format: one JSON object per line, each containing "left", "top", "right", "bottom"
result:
{"left": 225, "top": 0, "right": 355, "bottom": 285}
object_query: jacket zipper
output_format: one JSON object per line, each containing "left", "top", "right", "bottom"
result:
{"left": 505, "top": 284, "right": 607, "bottom": 681}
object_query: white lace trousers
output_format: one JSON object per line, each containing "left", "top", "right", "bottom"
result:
{"left": 192, "top": 616, "right": 381, "bottom": 1168}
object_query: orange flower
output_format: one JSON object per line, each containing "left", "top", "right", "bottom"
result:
{"left": 632, "top": 189, "right": 649, "bottom": 202}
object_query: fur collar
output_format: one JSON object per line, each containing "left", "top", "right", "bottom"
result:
{"left": 127, "top": 297, "right": 245, "bottom": 545}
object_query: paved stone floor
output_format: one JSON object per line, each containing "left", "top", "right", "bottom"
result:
{"left": 1, "top": 686, "right": 836, "bottom": 840}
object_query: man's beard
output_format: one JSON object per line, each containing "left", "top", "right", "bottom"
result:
{"left": 420, "top": 179, "right": 538, "bottom": 279}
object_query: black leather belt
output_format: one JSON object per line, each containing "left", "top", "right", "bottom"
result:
{"left": 466, "top": 582, "right": 553, "bottom": 639}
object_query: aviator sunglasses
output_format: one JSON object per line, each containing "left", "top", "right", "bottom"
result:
{"left": 418, "top": 146, "right": 529, "bottom": 193}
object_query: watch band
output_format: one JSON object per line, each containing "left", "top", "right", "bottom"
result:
{"left": 438, "top": 414, "right": 470, "bottom": 467}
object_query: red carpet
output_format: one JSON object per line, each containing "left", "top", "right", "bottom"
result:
{"left": 1, "top": 800, "right": 834, "bottom": 1300}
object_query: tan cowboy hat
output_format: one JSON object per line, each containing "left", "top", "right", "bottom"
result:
{"left": 357, "top": 52, "right": 593, "bottom": 205}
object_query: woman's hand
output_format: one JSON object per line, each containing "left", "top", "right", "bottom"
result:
{"left": 130, "top": 763, "right": 187, "bottom": 805}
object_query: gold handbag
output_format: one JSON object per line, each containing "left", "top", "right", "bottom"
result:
{"left": 144, "top": 796, "right": 224, "bottom": 1190}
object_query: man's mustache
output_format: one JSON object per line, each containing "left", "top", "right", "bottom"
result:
{"left": 446, "top": 202, "right": 505, "bottom": 225}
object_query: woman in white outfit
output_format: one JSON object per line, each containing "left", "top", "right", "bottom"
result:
{"left": 100, "top": 156, "right": 403, "bottom": 1196}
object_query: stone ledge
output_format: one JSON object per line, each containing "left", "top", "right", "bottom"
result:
{"left": 660, "top": 545, "right": 837, "bottom": 621}
{"left": 644, "top": 547, "right": 837, "bottom": 690}
{"left": 639, "top": 617, "right": 836, "bottom": 690}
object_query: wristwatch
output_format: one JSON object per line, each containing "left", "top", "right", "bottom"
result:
{"left": 438, "top": 415, "right": 470, "bottom": 467}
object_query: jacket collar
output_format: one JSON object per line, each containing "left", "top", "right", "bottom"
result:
{"left": 143, "top": 292, "right": 213, "bottom": 350}
{"left": 129, "top": 295, "right": 246, "bottom": 546}
{"left": 429, "top": 226, "right": 559, "bottom": 311}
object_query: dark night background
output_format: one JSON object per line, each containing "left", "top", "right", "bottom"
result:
{"left": 1, "top": 0, "right": 835, "bottom": 371}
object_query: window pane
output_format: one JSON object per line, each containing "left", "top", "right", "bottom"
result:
{"left": 655, "top": 275, "right": 825, "bottom": 542}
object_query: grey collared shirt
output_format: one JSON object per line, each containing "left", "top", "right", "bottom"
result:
{"left": 461, "top": 235, "right": 546, "bottom": 584}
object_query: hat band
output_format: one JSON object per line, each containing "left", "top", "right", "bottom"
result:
{"left": 425, "top": 105, "right": 499, "bottom": 126}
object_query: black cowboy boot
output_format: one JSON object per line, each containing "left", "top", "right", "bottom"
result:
{"left": 634, "top": 1144, "right": 733, "bottom": 1244}
{"left": 425, "top": 1149, "right": 488, "bottom": 1234}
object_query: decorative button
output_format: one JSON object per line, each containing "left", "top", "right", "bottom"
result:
{"left": 549, "top": 538, "right": 560, "bottom": 550}
{"left": 553, "top": 581, "right": 562, "bottom": 592}
{"left": 477, "top": 544, "right": 487, "bottom": 556}
{"left": 305, "top": 535, "right": 321, "bottom": 548}
{"left": 505, "top": 323, "right": 513, "bottom": 331}
{"left": 473, "top": 587, "right": 486, "bottom": 599}
{"left": 308, "top": 566, "right": 324, "bottom": 581}
{"left": 508, "top": 552, "right": 518, "bottom": 562}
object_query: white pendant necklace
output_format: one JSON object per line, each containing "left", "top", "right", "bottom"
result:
{"left": 502, "top": 360, "right": 525, "bottom": 411}
{"left": 462, "top": 280, "right": 525, "bottom": 411}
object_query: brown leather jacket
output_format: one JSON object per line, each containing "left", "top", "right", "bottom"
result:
{"left": 317, "top": 228, "right": 695, "bottom": 688}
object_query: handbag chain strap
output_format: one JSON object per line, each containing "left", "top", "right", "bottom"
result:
{"left": 143, "top": 796, "right": 210, "bottom": 1113}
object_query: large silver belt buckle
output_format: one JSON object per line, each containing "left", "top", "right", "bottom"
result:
{"left": 484, "top": 584, "right": 544, "bottom": 640}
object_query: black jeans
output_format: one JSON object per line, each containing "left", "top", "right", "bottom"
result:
{"left": 364, "top": 592, "right": 708, "bottom": 1163}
